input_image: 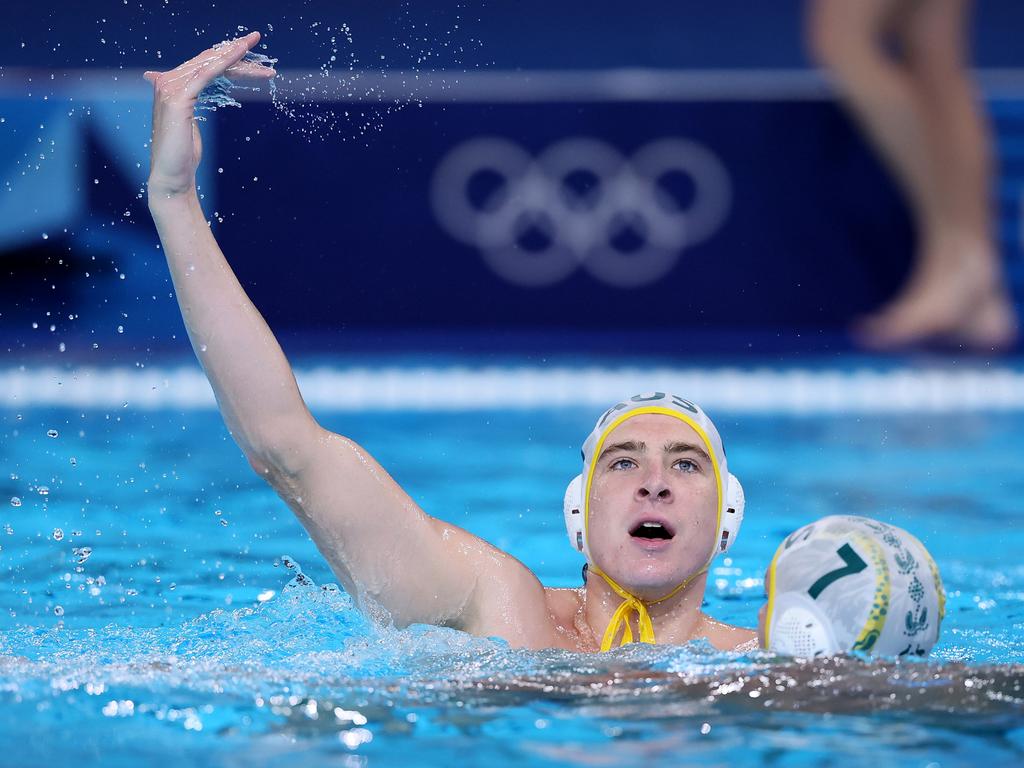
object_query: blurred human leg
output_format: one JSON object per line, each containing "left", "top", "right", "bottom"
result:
{"left": 806, "top": 0, "right": 1019, "bottom": 350}
{"left": 807, "top": 0, "right": 939, "bottom": 246}
{"left": 859, "top": 0, "right": 1018, "bottom": 348}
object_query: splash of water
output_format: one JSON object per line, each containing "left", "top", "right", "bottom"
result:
{"left": 196, "top": 51, "right": 279, "bottom": 114}
{"left": 196, "top": 10, "right": 485, "bottom": 143}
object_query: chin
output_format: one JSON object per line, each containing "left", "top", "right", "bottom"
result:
{"left": 605, "top": 557, "right": 696, "bottom": 598}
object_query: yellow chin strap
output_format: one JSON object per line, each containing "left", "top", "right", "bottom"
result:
{"left": 591, "top": 564, "right": 708, "bottom": 651}
{"left": 583, "top": 406, "right": 723, "bottom": 653}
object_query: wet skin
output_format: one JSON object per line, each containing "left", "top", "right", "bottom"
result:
{"left": 145, "top": 34, "right": 755, "bottom": 653}
{"left": 585, "top": 414, "right": 721, "bottom": 600}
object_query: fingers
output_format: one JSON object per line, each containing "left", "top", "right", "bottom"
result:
{"left": 182, "top": 31, "right": 263, "bottom": 99}
{"left": 143, "top": 37, "right": 274, "bottom": 89}
{"left": 150, "top": 32, "right": 266, "bottom": 100}
{"left": 192, "top": 31, "right": 264, "bottom": 88}
{"left": 176, "top": 31, "right": 260, "bottom": 75}
{"left": 224, "top": 60, "right": 277, "bottom": 80}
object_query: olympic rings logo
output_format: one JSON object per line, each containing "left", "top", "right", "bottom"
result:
{"left": 429, "top": 137, "right": 732, "bottom": 288}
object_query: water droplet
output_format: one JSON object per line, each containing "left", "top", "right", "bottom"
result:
{"left": 70, "top": 457, "right": 77, "bottom": 466}
{"left": 42, "top": 233, "right": 49, "bottom": 240}
{"left": 37, "top": 486, "right": 50, "bottom": 496}
{"left": 52, "top": 528, "right": 64, "bottom": 541}
{"left": 9, "top": 497, "right": 21, "bottom": 507}
{"left": 117, "top": 325, "right": 124, "bottom": 334}
{"left": 700, "top": 723, "right": 712, "bottom": 735}
{"left": 257, "top": 589, "right": 275, "bottom": 602}
{"left": 46, "top": 429, "right": 58, "bottom": 438}
{"left": 73, "top": 546, "right": 92, "bottom": 564}
{"left": 219, "top": 519, "right": 228, "bottom": 527}
{"left": 200, "top": 344, "right": 208, "bottom": 352}
{"left": 217, "top": 167, "right": 223, "bottom": 174}
{"left": 54, "top": 605, "right": 64, "bottom": 616}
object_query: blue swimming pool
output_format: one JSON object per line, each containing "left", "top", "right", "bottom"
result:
{"left": 1, "top": 361, "right": 1023, "bottom": 766}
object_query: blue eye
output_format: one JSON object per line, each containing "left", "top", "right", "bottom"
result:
{"left": 674, "top": 459, "right": 698, "bottom": 472}
{"left": 610, "top": 458, "right": 636, "bottom": 470}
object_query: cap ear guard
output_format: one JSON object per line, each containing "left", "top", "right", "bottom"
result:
{"left": 768, "top": 592, "right": 840, "bottom": 659}
{"left": 563, "top": 474, "right": 585, "bottom": 554}
{"left": 718, "top": 472, "right": 745, "bottom": 554}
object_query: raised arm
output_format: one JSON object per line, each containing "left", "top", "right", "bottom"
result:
{"left": 145, "top": 35, "right": 310, "bottom": 471}
{"left": 144, "top": 34, "right": 547, "bottom": 637}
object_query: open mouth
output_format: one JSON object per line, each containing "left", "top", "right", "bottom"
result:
{"left": 629, "top": 521, "right": 675, "bottom": 540}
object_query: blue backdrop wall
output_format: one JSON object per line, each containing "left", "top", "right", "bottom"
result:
{"left": 1, "top": 1, "right": 1022, "bottom": 355}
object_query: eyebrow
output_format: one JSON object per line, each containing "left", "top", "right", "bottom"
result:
{"left": 598, "top": 441, "right": 645, "bottom": 461}
{"left": 664, "top": 441, "right": 711, "bottom": 462}
{"left": 597, "top": 440, "right": 711, "bottom": 463}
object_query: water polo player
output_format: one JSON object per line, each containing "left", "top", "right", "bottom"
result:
{"left": 759, "top": 515, "right": 945, "bottom": 658}
{"left": 145, "top": 33, "right": 757, "bottom": 652}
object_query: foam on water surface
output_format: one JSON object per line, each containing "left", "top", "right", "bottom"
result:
{"left": 1, "top": 565, "right": 1021, "bottom": 767}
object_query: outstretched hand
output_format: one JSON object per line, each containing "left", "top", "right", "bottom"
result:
{"left": 145, "top": 31, "right": 275, "bottom": 202}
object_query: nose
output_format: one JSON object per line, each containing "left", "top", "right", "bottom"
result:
{"left": 635, "top": 469, "right": 672, "bottom": 502}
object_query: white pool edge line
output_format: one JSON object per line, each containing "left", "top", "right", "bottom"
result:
{"left": 2, "top": 366, "right": 1024, "bottom": 413}
{"left": 6, "top": 68, "right": 1024, "bottom": 102}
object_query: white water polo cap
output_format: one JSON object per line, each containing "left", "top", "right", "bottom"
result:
{"left": 765, "top": 515, "right": 945, "bottom": 658}
{"left": 563, "top": 392, "right": 745, "bottom": 562}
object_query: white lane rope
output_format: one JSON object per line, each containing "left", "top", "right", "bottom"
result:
{"left": 2, "top": 365, "right": 1023, "bottom": 413}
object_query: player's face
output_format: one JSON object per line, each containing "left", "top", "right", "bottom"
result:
{"left": 586, "top": 414, "right": 719, "bottom": 598}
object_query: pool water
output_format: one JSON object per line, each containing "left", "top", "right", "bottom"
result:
{"left": 1, "top": 379, "right": 1023, "bottom": 766}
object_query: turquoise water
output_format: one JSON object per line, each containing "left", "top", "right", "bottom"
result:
{"left": 1, "top": 392, "right": 1023, "bottom": 766}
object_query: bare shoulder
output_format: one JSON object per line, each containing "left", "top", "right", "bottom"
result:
{"left": 465, "top": 583, "right": 589, "bottom": 651}
{"left": 700, "top": 615, "right": 758, "bottom": 652}
{"left": 458, "top": 549, "right": 555, "bottom": 643}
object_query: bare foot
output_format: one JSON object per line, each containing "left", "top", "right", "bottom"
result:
{"left": 853, "top": 236, "right": 1020, "bottom": 352}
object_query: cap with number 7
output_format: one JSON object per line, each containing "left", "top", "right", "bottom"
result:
{"left": 764, "top": 515, "right": 945, "bottom": 658}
